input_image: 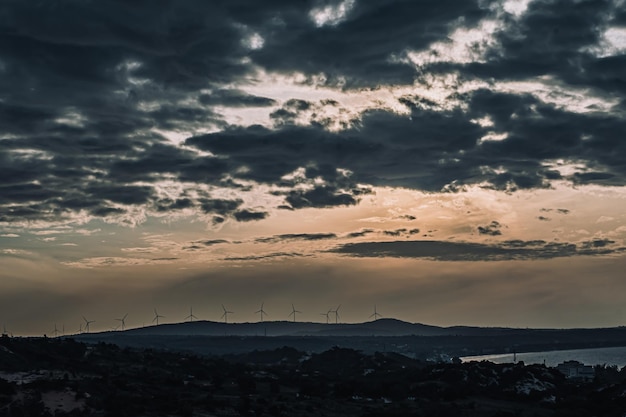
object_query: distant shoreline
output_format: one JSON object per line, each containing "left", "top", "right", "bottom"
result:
{"left": 461, "top": 345, "right": 626, "bottom": 367}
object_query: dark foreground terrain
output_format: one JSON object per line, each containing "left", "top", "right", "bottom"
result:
{"left": 1, "top": 335, "right": 626, "bottom": 416}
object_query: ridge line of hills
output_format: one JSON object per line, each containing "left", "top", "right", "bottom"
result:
{"left": 74, "top": 317, "right": 626, "bottom": 338}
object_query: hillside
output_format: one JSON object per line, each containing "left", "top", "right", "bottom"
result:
{"left": 2, "top": 335, "right": 626, "bottom": 416}
{"left": 70, "top": 320, "right": 626, "bottom": 359}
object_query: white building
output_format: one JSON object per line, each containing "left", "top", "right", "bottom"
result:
{"left": 556, "top": 360, "right": 595, "bottom": 380}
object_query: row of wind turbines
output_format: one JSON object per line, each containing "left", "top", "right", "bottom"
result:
{"left": 46, "top": 304, "right": 384, "bottom": 336}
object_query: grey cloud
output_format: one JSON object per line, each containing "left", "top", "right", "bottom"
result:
{"left": 329, "top": 239, "right": 622, "bottom": 261}
{"left": 85, "top": 185, "right": 154, "bottom": 206}
{"left": 477, "top": 221, "right": 502, "bottom": 236}
{"left": 283, "top": 186, "right": 361, "bottom": 209}
{"left": 186, "top": 107, "right": 486, "bottom": 193}
{"left": 224, "top": 252, "right": 306, "bottom": 261}
{"left": 198, "top": 239, "right": 230, "bottom": 246}
{"left": 199, "top": 90, "right": 277, "bottom": 108}
{"left": 249, "top": 0, "right": 488, "bottom": 88}
{"left": 345, "top": 229, "right": 375, "bottom": 238}
{"left": 233, "top": 210, "right": 269, "bottom": 222}
{"left": 466, "top": 89, "right": 626, "bottom": 189}
{"left": 383, "top": 229, "right": 407, "bottom": 237}
{"left": 198, "top": 199, "right": 243, "bottom": 216}
{"left": 155, "top": 198, "right": 194, "bottom": 212}
{"left": 181, "top": 239, "right": 230, "bottom": 251}
{"left": 180, "top": 198, "right": 268, "bottom": 223}
{"left": 540, "top": 208, "right": 571, "bottom": 214}
{"left": 501, "top": 240, "right": 547, "bottom": 248}
{"left": 580, "top": 238, "right": 615, "bottom": 249}
{"left": 256, "top": 233, "right": 337, "bottom": 243}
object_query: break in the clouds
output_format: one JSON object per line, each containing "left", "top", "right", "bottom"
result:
{"left": 1, "top": 0, "right": 626, "bottom": 227}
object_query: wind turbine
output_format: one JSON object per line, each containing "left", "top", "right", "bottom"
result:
{"left": 320, "top": 310, "right": 331, "bottom": 324}
{"left": 52, "top": 324, "right": 60, "bottom": 337}
{"left": 153, "top": 309, "right": 165, "bottom": 326}
{"left": 2, "top": 324, "right": 7, "bottom": 336}
{"left": 82, "top": 316, "right": 95, "bottom": 333}
{"left": 185, "top": 307, "right": 198, "bottom": 322}
{"left": 115, "top": 313, "right": 128, "bottom": 331}
{"left": 289, "top": 304, "right": 302, "bottom": 322}
{"left": 221, "top": 305, "right": 233, "bottom": 323}
{"left": 255, "top": 302, "right": 268, "bottom": 322}
{"left": 330, "top": 304, "right": 341, "bottom": 324}
{"left": 369, "top": 305, "right": 382, "bottom": 321}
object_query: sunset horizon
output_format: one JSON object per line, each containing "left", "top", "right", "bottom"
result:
{"left": 2, "top": 0, "right": 626, "bottom": 336}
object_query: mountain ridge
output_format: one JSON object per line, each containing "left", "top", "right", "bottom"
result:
{"left": 75, "top": 317, "right": 581, "bottom": 338}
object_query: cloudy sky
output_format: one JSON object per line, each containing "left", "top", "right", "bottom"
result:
{"left": 2, "top": 0, "right": 626, "bottom": 335}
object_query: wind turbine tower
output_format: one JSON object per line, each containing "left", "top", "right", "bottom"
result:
{"left": 52, "top": 324, "right": 60, "bottom": 337}
{"left": 82, "top": 316, "right": 95, "bottom": 333}
{"left": 153, "top": 309, "right": 165, "bottom": 326}
{"left": 331, "top": 304, "right": 341, "bottom": 324}
{"left": 369, "top": 305, "right": 382, "bottom": 321}
{"left": 115, "top": 313, "right": 128, "bottom": 331}
{"left": 221, "top": 305, "right": 234, "bottom": 323}
{"left": 185, "top": 307, "right": 198, "bottom": 323}
{"left": 320, "top": 310, "right": 331, "bottom": 324}
{"left": 255, "top": 302, "right": 268, "bottom": 322}
{"left": 289, "top": 304, "right": 302, "bottom": 322}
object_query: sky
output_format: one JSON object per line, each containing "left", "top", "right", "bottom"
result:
{"left": 1, "top": 0, "right": 626, "bottom": 335}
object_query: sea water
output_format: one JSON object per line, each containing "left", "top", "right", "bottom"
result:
{"left": 461, "top": 346, "right": 626, "bottom": 367}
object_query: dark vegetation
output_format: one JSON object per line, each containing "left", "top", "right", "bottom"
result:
{"left": 1, "top": 335, "right": 626, "bottom": 416}
{"left": 75, "top": 319, "right": 626, "bottom": 358}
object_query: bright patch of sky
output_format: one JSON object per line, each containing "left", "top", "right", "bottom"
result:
{"left": 405, "top": 19, "right": 500, "bottom": 66}
{"left": 591, "top": 27, "right": 626, "bottom": 57}
{"left": 309, "top": 0, "right": 355, "bottom": 27}
{"left": 243, "top": 33, "right": 265, "bottom": 50}
{"left": 501, "top": 0, "right": 533, "bottom": 17}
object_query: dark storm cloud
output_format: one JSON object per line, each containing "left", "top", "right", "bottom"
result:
{"left": 283, "top": 186, "right": 361, "bottom": 209}
{"left": 154, "top": 198, "right": 194, "bottom": 212}
{"left": 198, "top": 199, "right": 243, "bottom": 216}
{"left": 186, "top": 106, "right": 486, "bottom": 193}
{"left": 186, "top": 81, "right": 626, "bottom": 199}
{"left": 249, "top": 0, "right": 488, "bottom": 88}
{"left": 2, "top": 0, "right": 626, "bottom": 225}
{"left": 465, "top": 89, "right": 626, "bottom": 188}
{"left": 450, "top": 0, "right": 624, "bottom": 94}
{"left": 0, "top": 0, "right": 301, "bottom": 224}
{"left": 233, "top": 210, "right": 269, "bottom": 222}
{"left": 329, "top": 239, "right": 623, "bottom": 261}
